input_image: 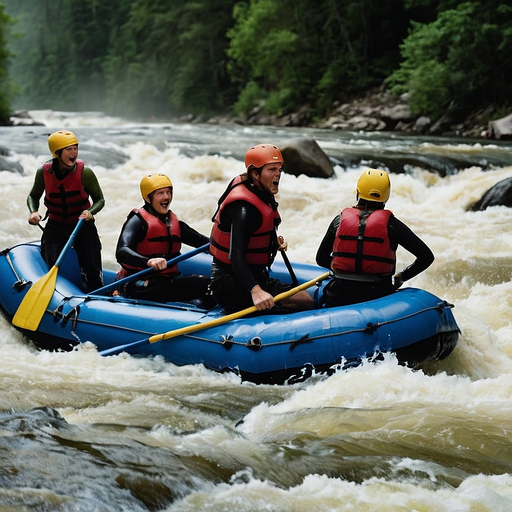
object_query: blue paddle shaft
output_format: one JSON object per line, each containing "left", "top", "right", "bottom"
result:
{"left": 55, "top": 218, "right": 85, "bottom": 268}
{"left": 88, "top": 243, "right": 210, "bottom": 296}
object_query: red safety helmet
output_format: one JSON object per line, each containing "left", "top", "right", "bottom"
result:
{"left": 244, "top": 144, "right": 283, "bottom": 170}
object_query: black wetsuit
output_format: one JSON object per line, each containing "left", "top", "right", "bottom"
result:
{"left": 209, "top": 191, "right": 291, "bottom": 311}
{"left": 116, "top": 205, "right": 211, "bottom": 304}
{"left": 316, "top": 204, "right": 434, "bottom": 307}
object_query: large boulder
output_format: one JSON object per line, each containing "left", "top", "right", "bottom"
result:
{"left": 488, "top": 113, "right": 512, "bottom": 140}
{"left": 469, "top": 176, "right": 512, "bottom": 210}
{"left": 278, "top": 137, "right": 334, "bottom": 178}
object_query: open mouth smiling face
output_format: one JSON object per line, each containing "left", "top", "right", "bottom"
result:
{"left": 150, "top": 187, "right": 173, "bottom": 214}
{"left": 60, "top": 144, "right": 78, "bottom": 167}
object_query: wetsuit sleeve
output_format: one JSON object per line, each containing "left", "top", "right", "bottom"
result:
{"left": 82, "top": 166, "right": 105, "bottom": 215}
{"left": 27, "top": 167, "right": 46, "bottom": 213}
{"left": 315, "top": 215, "right": 340, "bottom": 270}
{"left": 179, "top": 221, "right": 210, "bottom": 249}
{"left": 115, "top": 214, "right": 150, "bottom": 268}
{"left": 225, "top": 201, "right": 263, "bottom": 291}
{"left": 388, "top": 215, "right": 434, "bottom": 282}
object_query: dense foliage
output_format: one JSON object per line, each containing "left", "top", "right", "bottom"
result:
{"left": 388, "top": 1, "right": 512, "bottom": 119}
{"left": 0, "top": 2, "right": 12, "bottom": 123}
{"left": 1, "top": 0, "right": 511, "bottom": 123}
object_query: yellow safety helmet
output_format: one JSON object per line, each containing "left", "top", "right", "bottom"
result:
{"left": 48, "top": 130, "right": 79, "bottom": 158}
{"left": 244, "top": 143, "right": 283, "bottom": 170}
{"left": 356, "top": 168, "right": 391, "bottom": 203}
{"left": 140, "top": 173, "right": 173, "bottom": 202}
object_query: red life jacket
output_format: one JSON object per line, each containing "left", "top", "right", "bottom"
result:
{"left": 121, "top": 208, "right": 182, "bottom": 275}
{"left": 210, "top": 175, "right": 280, "bottom": 266}
{"left": 332, "top": 207, "right": 395, "bottom": 275}
{"left": 43, "top": 160, "right": 91, "bottom": 224}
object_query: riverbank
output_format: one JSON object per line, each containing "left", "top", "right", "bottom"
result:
{"left": 5, "top": 88, "right": 509, "bottom": 140}
{"left": 205, "top": 88, "right": 503, "bottom": 140}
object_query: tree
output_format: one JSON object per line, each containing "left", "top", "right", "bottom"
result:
{"left": 387, "top": 1, "right": 512, "bottom": 119}
{"left": 170, "top": 0, "right": 237, "bottom": 114}
{"left": 3, "top": 0, "right": 508, "bottom": 125}
{"left": 0, "top": 1, "right": 13, "bottom": 122}
{"left": 102, "top": 0, "right": 237, "bottom": 118}
{"left": 227, "top": 0, "right": 407, "bottom": 117}
{"left": 4, "top": 0, "right": 126, "bottom": 111}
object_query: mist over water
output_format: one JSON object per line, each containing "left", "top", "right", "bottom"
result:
{"left": 1, "top": 111, "right": 512, "bottom": 511}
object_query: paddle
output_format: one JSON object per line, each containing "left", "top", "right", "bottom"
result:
{"left": 87, "top": 243, "right": 210, "bottom": 296}
{"left": 280, "top": 249, "right": 298, "bottom": 286}
{"left": 99, "top": 271, "right": 330, "bottom": 357}
{"left": 12, "top": 218, "right": 85, "bottom": 331}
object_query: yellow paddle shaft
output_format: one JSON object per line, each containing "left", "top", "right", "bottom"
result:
{"left": 147, "top": 271, "right": 330, "bottom": 344}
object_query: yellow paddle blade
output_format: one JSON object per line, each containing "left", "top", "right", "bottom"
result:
{"left": 12, "top": 218, "right": 84, "bottom": 332}
{"left": 12, "top": 266, "right": 58, "bottom": 331}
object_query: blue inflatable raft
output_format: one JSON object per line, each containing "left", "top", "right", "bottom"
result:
{"left": 0, "top": 242, "right": 460, "bottom": 384}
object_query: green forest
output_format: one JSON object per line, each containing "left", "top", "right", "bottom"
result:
{"left": 0, "top": 0, "right": 511, "bottom": 125}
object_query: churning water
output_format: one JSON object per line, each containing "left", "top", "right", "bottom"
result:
{"left": 1, "top": 111, "right": 512, "bottom": 511}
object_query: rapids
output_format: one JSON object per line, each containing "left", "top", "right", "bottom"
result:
{"left": 1, "top": 111, "right": 512, "bottom": 511}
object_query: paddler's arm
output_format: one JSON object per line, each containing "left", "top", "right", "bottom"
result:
{"left": 27, "top": 167, "right": 46, "bottom": 224}
{"left": 82, "top": 166, "right": 105, "bottom": 216}
{"left": 115, "top": 214, "right": 150, "bottom": 269}
{"left": 315, "top": 215, "right": 340, "bottom": 270}
{"left": 389, "top": 215, "right": 434, "bottom": 283}
{"left": 227, "top": 201, "right": 263, "bottom": 292}
{"left": 179, "top": 221, "right": 210, "bottom": 249}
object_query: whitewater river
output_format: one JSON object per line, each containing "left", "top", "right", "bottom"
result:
{"left": 1, "top": 111, "right": 512, "bottom": 511}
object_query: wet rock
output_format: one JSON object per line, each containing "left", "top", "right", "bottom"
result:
{"left": 414, "top": 116, "right": 432, "bottom": 133}
{"left": 204, "top": 89, "right": 495, "bottom": 139}
{"left": 0, "top": 154, "right": 24, "bottom": 175}
{"left": 468, "top": 177, "right": 512, "bottom": 210}
{"left": 380, "top": 103, "right": 414, "bottom": 122}
{"left": 345, "top": 115, "right": 386, "bottom": 131}
{"left": 0, "top": 407, "right": 68, "bottom": 432}
{"left": 316, "top": 90, "right": 411, "bottom": 132}
{"left": 278, "top": 137, "right": 334, "bottom": 178}
{"left": 274, "top": 105, "right": 312, "bottom": 127}
{"left": 9, "top": 110, "right": 45, "bottom": 126}
{"left": 488, "top": 113, "right": 512, "bottom": 140}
